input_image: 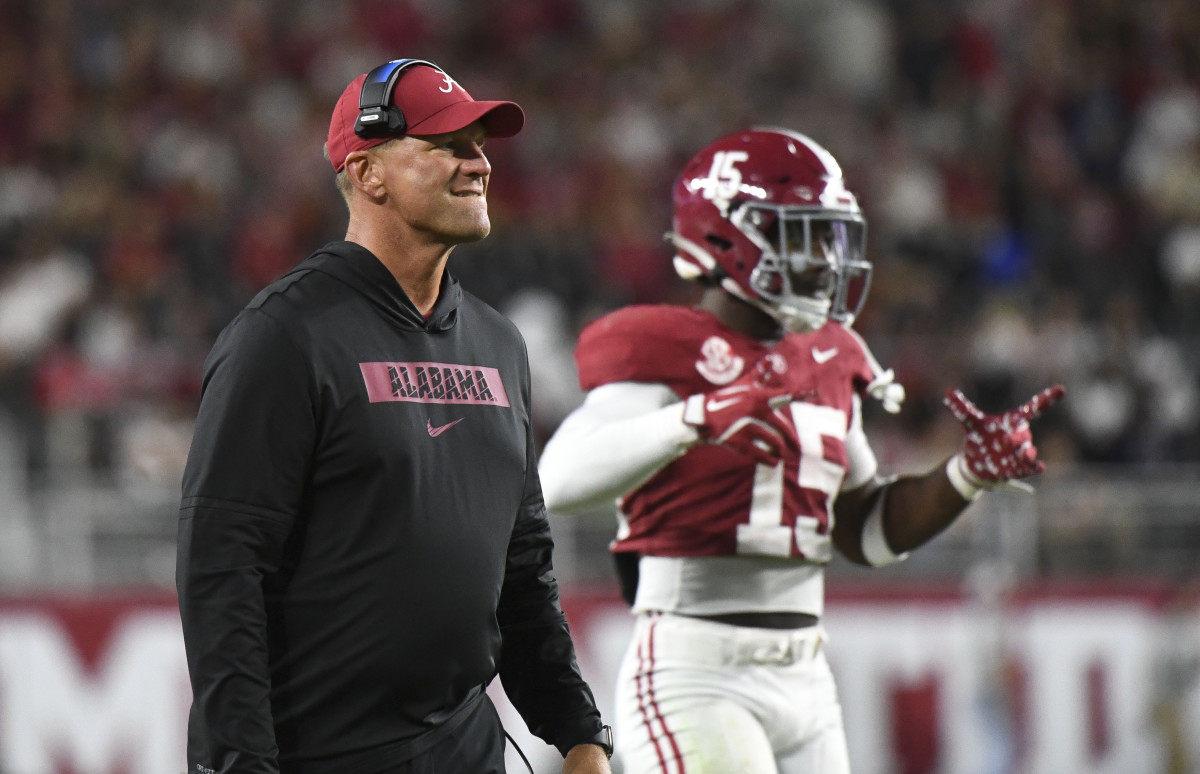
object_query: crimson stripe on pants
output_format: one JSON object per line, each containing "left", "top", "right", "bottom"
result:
{"left": 634, "top": 618, "right": 686, "bottom": 774}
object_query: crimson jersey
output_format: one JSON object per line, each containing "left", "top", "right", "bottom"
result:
{"left": 575, "top": 305, "right": 879, "bottom": 561}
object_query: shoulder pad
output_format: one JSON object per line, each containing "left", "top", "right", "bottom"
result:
{"left": 575, "top": 305, "right": 745, "bottom": 392}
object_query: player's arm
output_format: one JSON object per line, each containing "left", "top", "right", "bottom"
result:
{"left": 832, "top": 467, "right": 969, "bottom": 565}
{"left": 540, "top": 367, "right": 793, "bottom": 513}
{"left": 539, "top": 381, "right": 696, "bottom": 513}
{"left": 832, "top": 385, "right": 1065, "bottom": 566}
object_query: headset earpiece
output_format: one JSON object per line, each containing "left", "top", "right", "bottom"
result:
{"left": 353, "top": 58, "right": 442, "bottom": 139}
{"left": 354, "top": 104, "right": 406, "bottom": 138}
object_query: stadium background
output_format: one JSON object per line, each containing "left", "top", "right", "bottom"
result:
{"left": 0, "top": 0, "right": 1197, "bottom": 772}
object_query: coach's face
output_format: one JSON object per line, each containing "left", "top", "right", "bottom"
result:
{"left": 369, "top": 121, "right": 492, "bottom": 246}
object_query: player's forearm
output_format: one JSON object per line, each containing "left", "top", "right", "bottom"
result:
{"left": 539, "top": 403, "right": 697, "bottom": 513}
{"left": 880, "top": 458, "right": 972, "bottom": 553}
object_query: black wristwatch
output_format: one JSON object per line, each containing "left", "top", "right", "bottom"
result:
{"left": 582, "top": 724, "right": 613, "bottom": 759}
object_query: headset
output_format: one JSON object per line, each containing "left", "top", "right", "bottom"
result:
{"left": 354, "top": 58, "right": 444, "bottom": 139}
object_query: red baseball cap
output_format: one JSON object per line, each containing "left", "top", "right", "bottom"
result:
{"left": 326, "top": 62, "right": 525, "bottom": 172}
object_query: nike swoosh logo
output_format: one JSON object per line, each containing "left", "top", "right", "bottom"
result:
{"left": 812, "top": 347, "right": 838, "bottom": 364}
{"left": 706, "top": 397, "right": 744, "bottom": 412}
{"left": 427, "top": 418, "right": 464, "bottom": 437}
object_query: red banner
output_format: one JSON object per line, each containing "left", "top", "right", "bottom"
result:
{"left": 0, "top": 581, "right": 1193, "bottom": 774}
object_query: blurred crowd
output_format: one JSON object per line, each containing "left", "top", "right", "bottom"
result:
{"left": 0, "top": 0, "right": 1198, "bottom": 491}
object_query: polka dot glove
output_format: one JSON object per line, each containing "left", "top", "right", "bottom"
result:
{"left": 942, "top": 385, "right": 1066, "bottom": 500}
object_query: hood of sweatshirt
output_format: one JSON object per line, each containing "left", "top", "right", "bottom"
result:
{"left": 295, "top": 240, "right": 462, "bottom": 333}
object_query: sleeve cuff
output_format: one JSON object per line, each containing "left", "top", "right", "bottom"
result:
{"left": 861, "top": 477, "right": 909, "bottom": 566}
{"left": 682, "top": 393, "right": 705, "bottom": 427}
{"left": 945, "top": 454, "right": 984, "bottom": 502}
{"left": 553, "top": 717, "right": 608, "bottom": 758}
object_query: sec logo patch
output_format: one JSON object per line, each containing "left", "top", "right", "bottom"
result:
{"left": 695, "top": 336, "right": 744, "bottom": 385}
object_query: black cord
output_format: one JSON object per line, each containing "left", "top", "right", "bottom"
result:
{"left": 504, "top": 728, "right": 535, "bottom": 774}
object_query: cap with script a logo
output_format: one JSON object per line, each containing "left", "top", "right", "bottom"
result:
{"left": 326, "top": 61, "right": 524, "bottom": 172}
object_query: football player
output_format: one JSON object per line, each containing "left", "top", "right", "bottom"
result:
{"left": 538, "top": 127, "right": 1064, "bottom": 774}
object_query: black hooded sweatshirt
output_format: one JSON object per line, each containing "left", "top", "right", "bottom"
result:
{"left": 177, "top": 241, "right": 602, "bottom": 774}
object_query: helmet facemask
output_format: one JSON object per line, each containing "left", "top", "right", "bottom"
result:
{"left": 730, "top": 203, "right": 871, "bottom": 332}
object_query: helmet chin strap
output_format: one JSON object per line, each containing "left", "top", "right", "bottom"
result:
{"left": 779, "top": 308, "right": 826, "bottom": 333}
{"left": 719, "top": 277, "right": 829, "bottom": 333}
{"left": 776, "top": 300, "right": 829, "bottom": 333}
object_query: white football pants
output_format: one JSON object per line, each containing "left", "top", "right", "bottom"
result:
{"left": 614, "top": 613, "right": 851, "bottom": 774}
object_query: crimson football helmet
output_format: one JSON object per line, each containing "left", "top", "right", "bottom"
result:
{"left": 668, "top": 127, "right": 870, "bottom": 332}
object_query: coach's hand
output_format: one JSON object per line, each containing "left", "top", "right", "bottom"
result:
{"left": 683, "top": 360, "right": 794, "bottom": 466}
{"left": 563, "top": 741, "right": 612, "bottom": 773}
{"left": 942, "top": 385, "right": 1065, "bottom": 500}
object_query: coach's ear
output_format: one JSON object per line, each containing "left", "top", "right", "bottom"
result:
{"left": 343, "top": 150, "right": 387, "bottom": 201}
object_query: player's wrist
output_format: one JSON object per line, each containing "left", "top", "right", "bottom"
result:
{"left": 678, "top": 397, "right": 704, "bottom": 445}
{"left": 945, "top": 454, "right": 985, "bottom": 501}
{"left": 682, "top": 393, "right": 706, "bottom": 428}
